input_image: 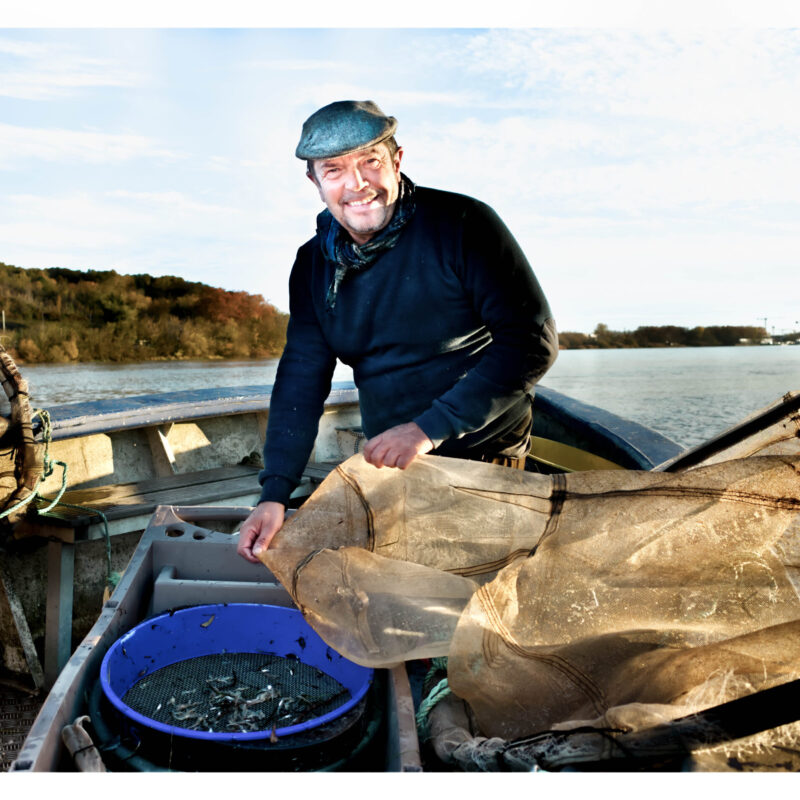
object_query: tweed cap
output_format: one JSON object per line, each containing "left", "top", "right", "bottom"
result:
{"left": 295, "top": 100, "right": 398, "bottom": 160}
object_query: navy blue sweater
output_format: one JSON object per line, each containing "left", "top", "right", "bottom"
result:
{"left": 258, "top": 186, "right": 558, "bottom": 506}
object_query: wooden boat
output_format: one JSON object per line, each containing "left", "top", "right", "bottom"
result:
{"left": 10, "top": 503, "right": 424, "bottom": 772}
{"left": 2, "top": 379, "right": 685, "bottom": 771}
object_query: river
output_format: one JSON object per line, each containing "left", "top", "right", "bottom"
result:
{"left": 10, "top": 346, "right": 800, "bottom": 449}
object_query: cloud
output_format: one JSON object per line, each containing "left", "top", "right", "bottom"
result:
{"left": 538, "top": 227, "right": 800, "bottom": 331}
{"left": 0, "top": 123, "right": 180, "bottom": 168}
{"left": 242, "top": 58, "right": 351, "bottom": 72}
{"left": 0, "top": 35, "right": 143, "bottom": 100}
{"left": 399, "top": 28, "right": 800, "bottom": 240}
{"left": 450, "top": 29, "right": 800, "bottom": 128}
{"left": 408, "top": 116, "right": 800, "bottom": 218}
{"left": 105, "top": 190, "right": 241, "bottom": 218}
{"left": 0, "top": 193, "right": 135, "bottom": 251}
{"left": 0, "top": 187, "right": 306, "bottom": 308}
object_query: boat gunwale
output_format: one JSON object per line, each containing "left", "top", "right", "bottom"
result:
{"left": 27, "top": 382, "right": 361, "bottom": 441}
{"left": 4, "top": 380, "right": 682, "bottom": 469}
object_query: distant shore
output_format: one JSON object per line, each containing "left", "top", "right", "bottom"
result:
{"left": 7, "top": 339, "right": 799, "bottom": 370}
{"left": 557, "top": 323, "right": 799, "bottom": 350}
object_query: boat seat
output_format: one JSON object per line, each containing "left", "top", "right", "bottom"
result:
{"left": 30, "top": 465, "right": 262, "bottom": 539}
{"left": 24, "top": 461, "right": 338, "bottom": 541}
{"left": 14, "top": 460, "right": 339, "bottom": 687}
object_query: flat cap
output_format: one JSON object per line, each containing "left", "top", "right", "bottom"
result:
{"left": 295, "top": 100, "right": 398, "bottom": 160}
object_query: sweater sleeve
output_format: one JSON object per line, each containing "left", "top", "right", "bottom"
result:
{"left": 413, "top": 200, "right": 558, "bottom": 446}
{"left": 258, "top": 248, "right": 337, "bottom": 506}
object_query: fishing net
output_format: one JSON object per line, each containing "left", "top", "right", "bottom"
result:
{"left": 259, "top": 395, "right": 800, "bottom": 769}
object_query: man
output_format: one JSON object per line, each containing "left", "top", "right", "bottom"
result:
{"left": 237, "top": 100, "right": 558, "bottom": 562}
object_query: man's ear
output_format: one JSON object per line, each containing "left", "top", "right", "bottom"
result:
{"left": 306, "top": 168, "right": 324, "bottom": 200}
{"left": 393, "top": 146, "right": 404, "bottom": 177}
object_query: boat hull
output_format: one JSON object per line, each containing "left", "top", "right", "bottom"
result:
{"left": 10, "top": 505, "right": 422, "bottom": 772}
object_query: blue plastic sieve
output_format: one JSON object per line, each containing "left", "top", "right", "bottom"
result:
{"left": 100, "top": 603, "right": 373, "bottom": 742}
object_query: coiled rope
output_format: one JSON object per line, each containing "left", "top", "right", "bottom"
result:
{"left": 415, "top": 657, "right": 451, "bottom": 742}
{"left": 0, "top": 408, "right": 66, "bottom": 520}
{"left": 1, "top": 407, "right": 118, "bottom": 592}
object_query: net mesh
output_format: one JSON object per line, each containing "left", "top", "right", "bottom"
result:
{"left": 258, "top": 395, "right": 800, "bottom": 768}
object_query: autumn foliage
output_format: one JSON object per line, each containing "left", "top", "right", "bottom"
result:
{"left": 0, "top": 262, "right": 288, "bottom": 364}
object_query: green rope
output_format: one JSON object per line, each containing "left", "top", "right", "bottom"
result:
{"left": 415, "top": 657, "right": 452, "bottom": 742}
{"left": 0, "top": 408, "right": 66, "bottom": 520}
{"left": 416, "top": 677, "right": 452, "bottom": 742}
{"left": 0, "top": 489, "right": 36, "bottom": 520}
{"left": 34, "top": 410, "right": 68, "bottom": 513}
{"left": 1, "top": 408, "right": 118, "bottom": 593}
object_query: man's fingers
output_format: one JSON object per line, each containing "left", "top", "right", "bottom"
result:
{"left": 395, "top": 451, "right": 415, "bottom": 469}
{"left": 252, "top": 526, "right": 279, "bottom": 556}
{"left": 364, "top": 436, "right": 391, "bottom": 467}
{"left": 363, "top": 422, "right": 433, "bottom": 469}
{"left": 364, "top": 440, "right": 411, "bottom": 469}
{"left": 236, "top": 526, "right": 262, "bottom": 563}
{"left": 236, "top": 502, "right": 285, "bottom": 562}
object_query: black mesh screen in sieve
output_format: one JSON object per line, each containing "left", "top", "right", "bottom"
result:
{"left": 122, "top": 652, "right": 349, "bottom": 735}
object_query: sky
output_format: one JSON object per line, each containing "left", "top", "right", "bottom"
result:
{"left": 1, "top": 4, "right": 800, "bottom": 335}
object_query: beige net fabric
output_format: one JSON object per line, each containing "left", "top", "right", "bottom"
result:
{"left": 260, "top": 453, "right": 549, "bottom": 664}
{"left": 259, "top": 408, "right": 800, "bottom": 762}
{"left": 449, "top": 455, "right": 800, "bottom": 740}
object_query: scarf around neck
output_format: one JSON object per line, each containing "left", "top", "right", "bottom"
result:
{"left": 318, "top": 173, "right": 416, "bottom": 311}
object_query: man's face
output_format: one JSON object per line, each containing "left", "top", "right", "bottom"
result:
{"left": 309, "top": 143, "right": 404, "bottom": 245}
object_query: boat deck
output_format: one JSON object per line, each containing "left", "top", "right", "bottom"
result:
{"left": 1, "top": 683, "right": 43, "bottom": 772}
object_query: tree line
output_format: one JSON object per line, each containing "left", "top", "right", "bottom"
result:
{"left": 558, "top": 323, "right": 771, "bottom": 349}
{"left": 0, "top": 262, "right": 780, "bottom": 365}
{"left": 0, "top": 262, "right": 288, "bottom": 364}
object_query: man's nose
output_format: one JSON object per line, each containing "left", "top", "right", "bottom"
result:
{"left": 344, "top": 166, "right": 368, "bottom": 190}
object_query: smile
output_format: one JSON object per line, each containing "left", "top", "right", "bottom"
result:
{"left": 345, "top": 196, "right": 380, "bottom": 207}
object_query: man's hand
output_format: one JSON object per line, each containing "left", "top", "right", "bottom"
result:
{"left": 362, "top": 421, "right": 434, "bottom": 469}
{"left": 236, "top": 501, "right": 285, "bottom": 562}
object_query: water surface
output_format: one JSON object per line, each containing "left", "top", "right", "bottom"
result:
{"left": 11, "top": 346, "right": 800, "bottom": 448}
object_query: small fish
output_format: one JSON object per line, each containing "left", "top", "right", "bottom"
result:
{"left": 171, "top": 708, "right": 202, "bottom": 722}
{"left": 174, "top": 701, "right": 200, "bottom": 712}
{"left": 200, "top": 614, "right": 215, "bottom": 628}
{"left": 206, "top": 672, "right": 236, "bottom": 690}
{"left": 245, "top": 687, "right": 278, "bottom": 707}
